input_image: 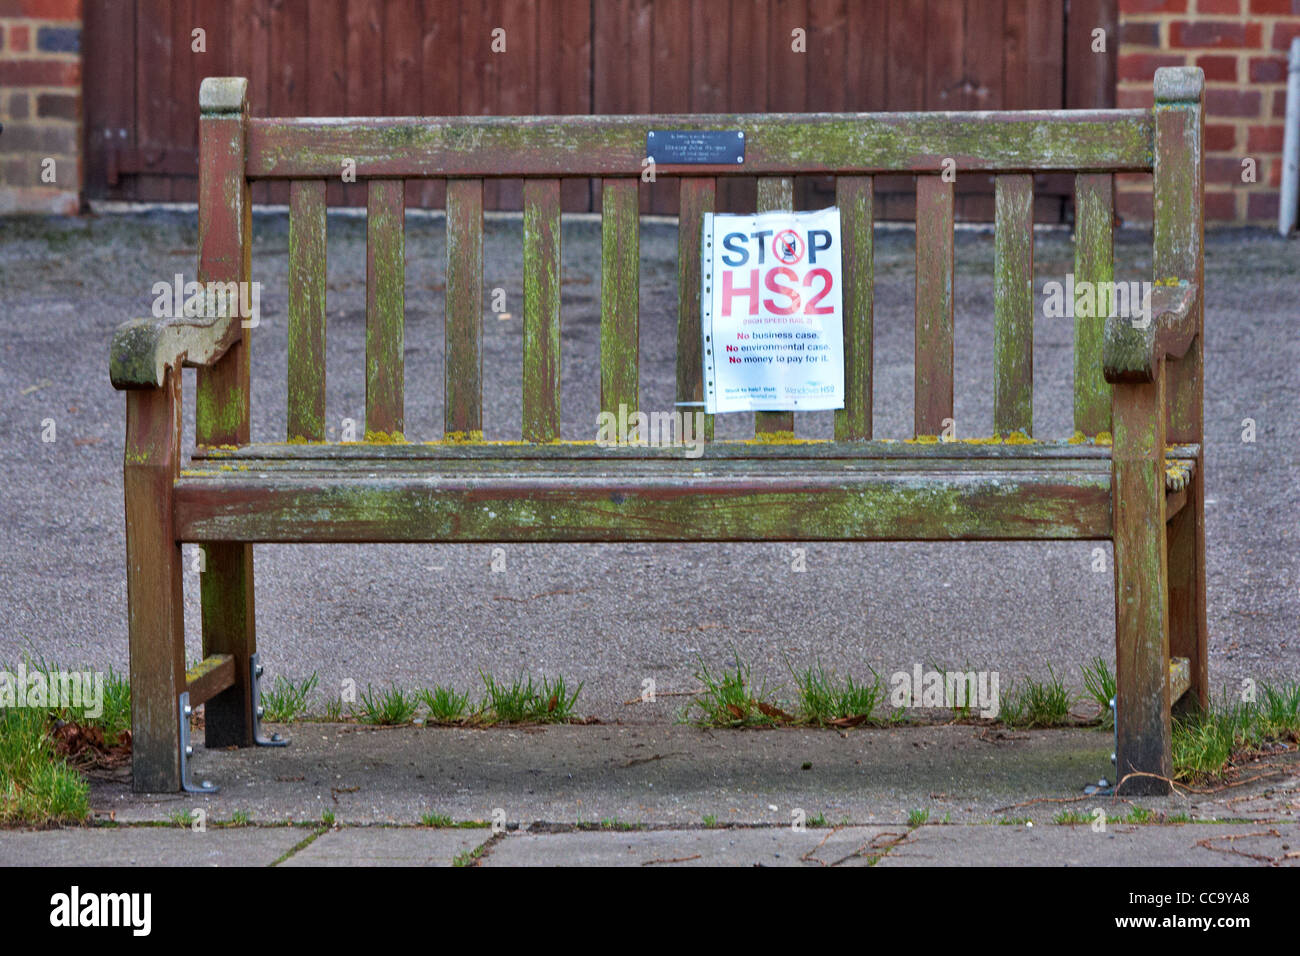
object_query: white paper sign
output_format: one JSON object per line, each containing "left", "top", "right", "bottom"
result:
{"left": 701, "top": 207, "right": 845, "bottom": 414}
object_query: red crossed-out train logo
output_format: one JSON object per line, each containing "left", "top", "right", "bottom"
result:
{"left": 772, "top": 229, "right": 804, "bottom": 265}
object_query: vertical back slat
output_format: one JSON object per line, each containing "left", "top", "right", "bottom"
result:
{"left": 993, "top": 173, "right": 1034, "bottom": 437}
{"left": 446, "top": 178, "right": 484, "bottom": 437}
{"left": 288, "top": 179, "right": 327, "bottom": 441}
{"left": 756, "top": 175, "right": 794, "bottom": 436}
{"left": 1073, "top": 172, "right": 1113, "bottom": 436}
{"left": 365, "top": 178, "right": 405, "bottom": 437}
{"left": 914, "top": 175, "right": 954, "bottom": 436}
{"left": 677, "top": 177, "right": 716, "bottom": 442}
{"left": 600, "top": 179, "right": 639, "bottom": 419}
{"left": 523, "top": 178, "right": 561, "bottom": 442}
{"left": 835, "top": 175, "right": 874, "bottom": 441}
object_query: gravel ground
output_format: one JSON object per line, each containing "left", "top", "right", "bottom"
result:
{"left": 0, "top": 207, "right": 1295, "bottom": 720}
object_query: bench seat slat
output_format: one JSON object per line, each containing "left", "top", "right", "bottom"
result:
{"left": 192, "top": 440, "right": 1202, "bottom": 463}
{"left": 523, "top": 178, "right": 562, "bottom": 442}
{"left": 915, "top": 176, "right": 954, "bottom": 436}
{"left": 365, "top": 179, "right": 405, "bottom": 436}
{"left": 446, "top": 178, "right": 484, "bottom": 436}
{"left": 288, "top": 179, "right": 327, "bottom": 441}
{"left": 174, "top": 460, "right": 1116, "bottom": 543}
{"left": 994, "top": 174, "right": 1034, "bottom": 437}
{"left": 755, "top": 176, "right": 795, "bottom": 437}
{"left": 246, "top": 112, "right": 1156, "bottom": 179}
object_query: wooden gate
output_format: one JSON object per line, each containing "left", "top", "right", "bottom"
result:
{"left": 83, "top": 0, "right": 1116, "bottom": 219}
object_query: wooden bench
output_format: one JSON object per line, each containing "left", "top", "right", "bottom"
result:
{"left": 110, "top": 68, "right": 1207, "bottom": 796}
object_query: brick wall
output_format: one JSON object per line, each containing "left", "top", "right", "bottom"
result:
{"left": 0, "top": 0, "right": 82, "bottom": 215}
{"left": 1118, "top": 0, "right": 1299, "bottom": 224}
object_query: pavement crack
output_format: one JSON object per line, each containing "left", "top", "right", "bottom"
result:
{"left": 270, "top": 825, "right": 329, "bottom": 867}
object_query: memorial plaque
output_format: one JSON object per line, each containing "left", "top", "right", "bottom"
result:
{"left": 647, "top": 129, "right": 744, "bottom": 165}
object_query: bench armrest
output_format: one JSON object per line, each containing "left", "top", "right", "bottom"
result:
{"left": 110, "top": 312, "right": 240, "bottom": 389}
{"left": 1102, "top": 281, "right": 1198, "bottom": 385}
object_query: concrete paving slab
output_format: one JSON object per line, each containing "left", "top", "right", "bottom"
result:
{"left": 91, "top": 723, "right": 1114, "bottom": 826}
{"left": 877, "top": 823, "right": 1300, "bottom": 867}
{"left": 277, "top": 826, "right": 490, "bottom": 867}
{"left": 0, "top": 826, "right": 306, "bottom": 867}
{"left": 483, "top": 826, "right": 900, "bottom": 866}
{"left": 90, "top": 724, "right": 1300, "bottom": 830}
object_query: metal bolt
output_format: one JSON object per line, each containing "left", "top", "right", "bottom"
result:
{"left": 183, "top": 705, "right": 193, "bottom": 717}
{"left": 256, "top": 705, "right": 265, "bottom": 718}
{"left": 185, "top": 746, "right": 194, "bottom": 757}
{"left": 255, "top": 664, "right": 264, "bottom": 678}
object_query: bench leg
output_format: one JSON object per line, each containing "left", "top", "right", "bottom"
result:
{"left": 125, "top": 373, "right": 185, "bottom": 793}
{"left": 1167, "top": 471, "right": 1209, "bottom": 714}
{"left": 1112, "top": 381, "right": 1174, "bottom": 796}
{"left": 201, "top": 543, "right": 257, "bottom": 748}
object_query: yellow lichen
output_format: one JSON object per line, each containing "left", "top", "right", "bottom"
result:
{"left": 442, "top": 430, "right": 484, "bottom": 443}
{"left": 750, "top": 431, "right": 797, "bottom": 444}
{"left": 1094, "top": 431, "right": 1113, "bottom": 446}
{"left": 1002, "top": 431, "right": 1034, "bottom": 445}
{"left": 905, "top": 435, "right": 940, "bottom": 444}
{"left": 1067, "top": 430, "right": 1088, "bottom": 445}
{"left": 363, "top": 430, "right": 409, "bottom": 444}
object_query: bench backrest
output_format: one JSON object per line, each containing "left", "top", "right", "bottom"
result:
{"left": 193, "top": 68, "right": 1203, "bottom": 451}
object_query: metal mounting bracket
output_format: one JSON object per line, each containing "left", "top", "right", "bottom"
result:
{"left": 178, "top": 692, "right": 218, "bottom": 794}
{"left": 250, "top": 653, "right": 289, "bottom": 747}
{"left": 1082, "top": 697, "right": 1117, "bottom": 795}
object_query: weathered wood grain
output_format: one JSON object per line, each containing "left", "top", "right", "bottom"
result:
{"left": 366, "top": 178, "right": 406, "bottom": 436}
{"left": 1073, "top": 172, "right": 1113, "bottom": 435}
{"left": 677, "top": 178, "right": 715, "bottom": 441}
{"left": 446, "top": 178, "right": 484, "bottom": 436}
{"left": 175, "top": 461, "right": 1115, "bottom": 544}
{"left": 125, "top": 367, "right": 184, "bottom": 792}
{"left": 994, "top": 174, "right": 1034, "bottom": 437}
{"left": 600, "top": 179, "right": 640, "bottom": 421}
{"left": 915, "top": 175, "right": 954, "bottom": 436}
{"left": 1112, "top": 368, "right": 1173, "bottom": 795}
{"left": 523, "top": 178, "right": 562, "bottom": 442}
{"left": 835, "top": 176, "right": 874, "bottom": 441}
{"left": 184, "top": 653, "right": 236, "bottom": 709}
{"left": 194, "top": 77, "right": 257, "bottom": 757}
{"left": 1154, "top": 67, "right": 1208, "bottom": 712}
{"left": 288, "top": 179, "right": 327, "bottom": 441}
{"left": 246, "top": 111, "right": 1157, "bottom": 179}
{"left": 191, "top": 439, "right": 1200, "bottom": 464}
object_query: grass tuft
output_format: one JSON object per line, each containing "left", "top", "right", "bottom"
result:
{"left": 1081, "top": 657, "right": 1116, "bottom": 729}
{"left": 261, "top": 672, "right": 319, "bottom": 722}
{"left": 479, "top": 672, "right": 583, "bottom": 724}
{"left": 687, "top": 654, "right": 788, "bottom": 727}
{"left": 418, "top": 686, "right": 471, "bottom": 724}
{"left": 1002, "top": 665, "right": 1073, "bottom": 728}
{"left": 354, "top": 684, "right": 419, "bottom": 725}
{"left": 790, "top": 660, "right": 884, "bottom": 726}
